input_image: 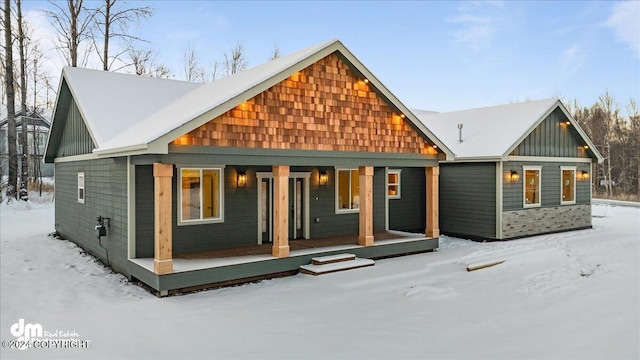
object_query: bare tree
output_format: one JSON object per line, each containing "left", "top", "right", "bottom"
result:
{"left": 128, "top": 46, "right": 171, "bottom": 78}
{"left": 269, "top": 42, "right": 280, "bottom": 60}
{"left": 16, "top": 0, "right": 28, "bottom": 200}
{"left": 223, "top": 41, "right": 247, "bottom": 75}
{"left": 183, "top": 44, "right": 204, "bottom": 82}
{"left": 94, "top": 0, "right": 152, "bottom": 71}
{"left": 207, "top": 59, "right": 220, "bottom": 82}
{"left": 43, "top": 0, "right": 97, "bottom": 67}
{"left": 3, "top": 0, "right": 17, "bottom": 200}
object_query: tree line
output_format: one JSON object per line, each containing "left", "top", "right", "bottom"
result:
{"left": 569, "top": 92, "right": 640, "bottom": 201}
{"left": 1, "top": 0, "right": 279, "bottom": 202}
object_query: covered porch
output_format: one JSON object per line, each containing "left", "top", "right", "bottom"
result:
{"left": 148, "top": 163, "right": 440, "bottom": 275}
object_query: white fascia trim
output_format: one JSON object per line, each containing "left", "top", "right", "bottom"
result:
{"left": 507, "top": 156, "right": 593, "bottom": 163}
{"left": 54, "top": 153, "right": 100, "bottom": 163}
{"left": 92, "top": 144, "right": 151, "bottom": 157}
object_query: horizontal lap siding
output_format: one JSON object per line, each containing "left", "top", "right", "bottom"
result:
{"left": 439, "top": 163, "right": 496, "bottom": 239}
{"left": 389, "top": 167, "right": 426, "bottom": 233}
{"left": 55, "top": 158, "right": 129, "bottom": 275}
{"left": 503, "top": 162, "right": 592, "bottom": 210}
{"left": 137, "top": 166, "right": 389, "bottom": 255}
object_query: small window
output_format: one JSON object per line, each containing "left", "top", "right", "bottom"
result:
{"left": 387, "top": 169, "right": 401, "bottom": 199}
{"left": 336, "top": 169, "right": 359, "bottom": 213}
{"left": 523, "top": 166, "right": 541, "bottom": 208}
{"left": 179, "top": 167, "right": 224, "bottom": 224}
{"left": 561, "top": 166, "right": 576, "bottom": 205}
{"left": 77, "top": 172, "right": 85, "bottom": 204}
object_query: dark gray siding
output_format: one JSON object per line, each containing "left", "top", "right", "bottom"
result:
{"left": 135, "top": 166, "right": 390, "bottom": 256}
{"left": 56, "top": 97, "right": 95, "bottom": 157}
{"left": 55, "top": 158, "right": 129, "bottom": 275}
{"left": 503, "top": 162, "right": 592, "bottom": 210}
{"left": 439, "top": 162, "right": 496, "bottom": 239}
{"left": 511, "top": 108, "right": 590, "bottom": 158}
{"left": 389, "top": 167, "right": 426, "bottom": 232}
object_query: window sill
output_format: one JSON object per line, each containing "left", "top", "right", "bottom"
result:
{"left": 178, "top": 218, "right": 224, "bottom": 226}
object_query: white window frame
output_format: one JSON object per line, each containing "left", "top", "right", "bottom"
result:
{"left": 387, "top": 169, "right": 401, "bottom": 199}
{"left": 77, "top": 172, "right": 85, "bottom": 204}
{"left": 178, "top": 166, "right": 225, "bottom": 226}
{"left": 523, "top": 166, "right": 542, "bottom": 208}
{"left": 335, "top": 168, "right": 360, "bottom": 214}
{"left": 560, "top": 166, "right": 577, "bottom": 205}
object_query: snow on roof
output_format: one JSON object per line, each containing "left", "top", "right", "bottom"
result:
{"left": 413, "top": 98, "right": 559, "bottom": 159}
{"left": 62, "top": 67, "right": 203, "bottom": 147}
{"left": 95, "top": 39, "right": 340, "bottom": 154}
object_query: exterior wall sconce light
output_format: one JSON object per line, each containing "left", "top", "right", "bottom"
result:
{"left": 400, "top": 114, "right": 405, "bottom": 118}
{"left": 563, "top": 120, "right": 571, "bottom": 125}
{"left": 319, "top": 172, "right": 329, "bottom": 186}
{"left": 363, "top": 78, "right": 369, "bottom": 83}
{"left": 583, "top": 145, "right": 589, "bottom": 150}
{"left": 580, "top": 170, "right": 590, "bottom": 180}
{"left": 237, "top": 172, "right": 247, "bottom": 187}
{"left": 510, "top": 170, "right": 520, "bottom": 182}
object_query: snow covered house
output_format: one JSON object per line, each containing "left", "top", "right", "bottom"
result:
{"left": 44, "top": 39, "right": 453, "bottom": 295}
{"left": 0, "top": 110, "right": 54, "bottom": 177}
{"left": 415, "top": 99, "right": 603, "bottom": 240}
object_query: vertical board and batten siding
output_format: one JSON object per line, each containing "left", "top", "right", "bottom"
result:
{"left": 56, "top": 97, "right": 95, "bottom": 157}
{"left": 502, "top": 162, "right": 592, "bottom": 210}
{"left": 55, "top": 158, "right": 129, "bottom": 275}
{"left": 439, "top": 162, "right": 497, "bottom": 239}
{"left": 388, "top": 167, "right": 426, "bottom": 233}
{"left": 134, "top": 165, "right": 389, "bottom": 256}
{"left": 510, "top": 108, "right": 590, "bottom": 158}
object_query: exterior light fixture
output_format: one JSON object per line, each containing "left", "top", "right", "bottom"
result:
{"left": 583, "top": 145, "right": 589, "bottom": 150}
{"left": 237, "top": 172, "right": 247, "bottom": 187}
{"left": 510, "top": 170, "right": 520, "bottom": 182}
{"left": 580, "top": 170, "right": 590, "bottom": 180}
{"left": 363, "top": 78, "right": 369, "bottom": 83}
{"left": 432, "top": 144, "right": 438, "bottom": 149}
{"left": 319, "top": 172, "right": 329, "bottom": 186}
{"left": 400, "top": 114, "right": 405, "bottom": 118}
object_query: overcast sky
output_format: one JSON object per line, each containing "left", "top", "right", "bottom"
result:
{"left": 19, "top": 1, "right": 640, "bottom": 115}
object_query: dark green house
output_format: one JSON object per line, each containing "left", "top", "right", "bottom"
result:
{"left": 415, "top": 99, "right": 603, "bottom": 240}
{"left": 44, "top": 39, "right": 453, "bottom": 295}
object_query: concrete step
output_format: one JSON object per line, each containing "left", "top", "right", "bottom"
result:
{"left": 311, "top": 253, "right": 356, "bottom": 265}
{"left": 300, "top": 258, "right": 374, "bottom": 276}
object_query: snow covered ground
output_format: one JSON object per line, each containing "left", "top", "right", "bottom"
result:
{"left": 1, "top": 197, "right": 638, "bottom": 359}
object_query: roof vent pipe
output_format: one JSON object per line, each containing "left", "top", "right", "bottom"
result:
{"left": 457, "top": 123, "right": 463, "bottom": 143}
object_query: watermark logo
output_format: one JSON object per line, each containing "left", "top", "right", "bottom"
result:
{"left": 3, "top": 319, "right": 90, "bottom": 351}
{"left": 10, "top": 319, "right": 42, "bottom": 350}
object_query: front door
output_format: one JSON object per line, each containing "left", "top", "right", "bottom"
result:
{"left": 257, "top": 172, "right": 310, "bottom": 244}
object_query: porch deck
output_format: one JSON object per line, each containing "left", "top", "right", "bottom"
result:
{"left": 128, "top": 231, "right": 438, "bottom": 293}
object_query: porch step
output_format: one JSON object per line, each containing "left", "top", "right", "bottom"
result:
{"left": 300, "top": 257, "right": 374, "bottom": 276}
{"left": 311, "top": 253, "right": 356, "bottom": 265}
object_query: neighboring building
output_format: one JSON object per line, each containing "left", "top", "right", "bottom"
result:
{"left": 0, "top": 110, "right": 54, "bottom": 178}
{"left": 415, "top": 99, "right": 603, "bottom": 240}
{"left": 45, "top": 39, "right": 453, "bottom": 295}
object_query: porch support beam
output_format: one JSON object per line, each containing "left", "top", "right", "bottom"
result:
{"left": 153, "top": 163, "right": 173, "bottom": 274}
{"left": 358, "top": 166, "right": 374, "bottom": 246}
{"left": 425, "top": 167, "right": 440, "bottom": 238}
{"left": 272, "top": 165, "right": 290, "bottom": 258}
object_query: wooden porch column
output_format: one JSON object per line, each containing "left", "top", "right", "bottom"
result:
{"left": 153, "top": 163, "right": 173, "bottom": 274}
{"left": 425, "top": 167, "right": 440, "bottom": 238}
{"left": 358, "top": 166, "right": 374, "bottom": 246}
{"left": 272, "top": 165, "right": 290, "bottom": 258}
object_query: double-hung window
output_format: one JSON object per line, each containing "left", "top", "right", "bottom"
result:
{"left": 523, "top": 166, "right": 541, "bottom": 208}
{"left": 336, "top": 169, "right": 359, "bottom": 213}
{"left": 561, "top": 166, "right": 576, "bottom": 205}
{"left": 77, "top": 172, "right": 85, "bottom": 204}
{"left": 179, "top": 167, "right": 224, "bottom": 224}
